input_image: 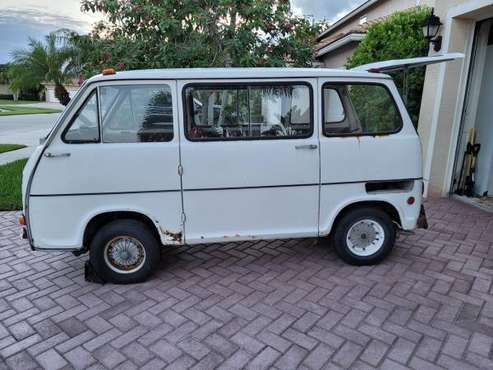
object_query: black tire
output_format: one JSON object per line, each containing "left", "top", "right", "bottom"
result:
{"left": 331, "top": 207, "right": 395, "bottom": 265}
{"left": 89, "top": 219, "right": 160, "bottom": 284}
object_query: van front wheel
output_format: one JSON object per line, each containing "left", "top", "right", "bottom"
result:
{"left": 89, "top": 219, "right": 160, "bottom": 284}
{"left": 331, "top": 208, "right": 395, "bottom": 265}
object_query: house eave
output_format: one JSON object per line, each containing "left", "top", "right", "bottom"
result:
{"left": 316, "top": 33, "right": 365, "bottom": 58}
{"left": 317, "top": 0, "right": 380, "bottom": 41}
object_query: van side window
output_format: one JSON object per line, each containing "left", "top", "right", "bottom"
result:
{"left": 100, "top": 85, "right": 174, "bottom": 143}
{"left": 323, "top": 83, "right": 402, "bottom": 136}
{"left": 63, "top": 90, "right": 99, "bottom": 143}
{"left": 184, "top": 83, "right": 312, "bottom": 140}
{"left": 323, "top": 89, "right": 345, "bottom": 123}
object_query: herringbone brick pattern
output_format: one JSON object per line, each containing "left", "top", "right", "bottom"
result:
{"left": 1, "top": 198, "right": 493, "bottom": 369}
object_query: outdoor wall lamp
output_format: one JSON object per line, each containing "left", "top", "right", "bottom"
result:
{"left": 422, "top": 9, "right": 442, "bottom": 52}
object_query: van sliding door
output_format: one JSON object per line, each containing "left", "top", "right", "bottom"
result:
{"left": 178, "top": 79, "right": 320, "bottom": 243}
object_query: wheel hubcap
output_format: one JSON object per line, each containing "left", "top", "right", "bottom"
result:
{"left": 104, "top": 236, "right": 146, "bottom": 274}
{"left": 346, "top": 219, "right": 385, "bottom": 257}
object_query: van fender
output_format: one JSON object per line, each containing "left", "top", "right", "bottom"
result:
{"left": 319, "top": 195, "right": 404, "bottom": 236}
{"left": 78, "top": 206, "right": 181, "bottom": 248}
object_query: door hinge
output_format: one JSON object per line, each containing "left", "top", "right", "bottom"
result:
{"left": 178, "top": 164, "right": 184, "bottom": 176}
{"left": 181, "top": 212, "right": 186, "bottom": 224}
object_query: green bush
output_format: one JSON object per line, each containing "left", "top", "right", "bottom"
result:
{"left": 346, "top": 6, "right": 431, "bottom": 126}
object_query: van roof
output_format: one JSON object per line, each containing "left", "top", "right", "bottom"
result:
{"left": 87, "top": 67, "right": 389, "bottom": 83}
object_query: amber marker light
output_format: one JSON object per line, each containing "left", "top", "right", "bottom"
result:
{"left": 19, "top": 215, "right": 26, "bottom": 225}
{"left": 102, "top": 68, "right": 116, "bottom": 75}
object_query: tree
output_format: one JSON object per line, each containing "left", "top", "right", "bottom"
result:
{"left": 9, "top": 30, "right": 81, "bottom": 105}
{"left": 0, "top": 64, "right": 9, "bottom": 85}
{"left": 79, "top": 0, "right": 323, "bottom": 76}
{"left": 345, "top": 6, "right": 431, "bottom": 126}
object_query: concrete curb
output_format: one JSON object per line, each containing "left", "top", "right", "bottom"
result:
{"left": 0, "top": 147, "right": 34, "bottom": 165}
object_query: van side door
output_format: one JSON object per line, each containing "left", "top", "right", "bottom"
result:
{"left": 28, "top": 80, "right": 183, "bottom": 249}
{"left": 178, "top": 79, "right": 320, "bottom": 243}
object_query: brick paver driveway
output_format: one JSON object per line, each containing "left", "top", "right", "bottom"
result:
{"left": 1, "top": 198, "right": 493, "bottom": 370}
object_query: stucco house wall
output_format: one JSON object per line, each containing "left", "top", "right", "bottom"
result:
{"left": 317, "top": 0, "right": 424, "bottom": 68}
{"left": 0, "top": 84, "right": 12, "bottom": 96}
{"left": 320, "top": 43, "right": 358, "bottom": 68}
{"left": 44, "top": 83, "right": 80, "bottom": 103}
{"left": 417, "top": 0, "right": 493, "bottom": 197}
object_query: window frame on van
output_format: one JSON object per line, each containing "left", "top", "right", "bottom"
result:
{"left": 98, "top": 83, "right": 175, "bottom": 144}
{"left": 61, "top": 88, "right": 101, "bottom": 144}
{"left": 321, "top": 81, "right": 404, "bottom": 138}
{"left": 182, "top": 81, "right": 314, "bottom": 142}
{"left": 322, "top": 87, "right": 346, "bottom": 124}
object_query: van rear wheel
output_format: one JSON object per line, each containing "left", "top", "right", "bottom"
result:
{"left": 331, "top": 207, "right": 395, "bottom": 265}
{"left": 89, "top": 219, "right": 160, "bottom": 284}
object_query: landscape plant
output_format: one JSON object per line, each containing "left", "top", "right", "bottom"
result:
{"left": 78, "top": 0, "right": 324, "bottom": 75}
{"left": 9, "top": 30, "right": 81, "bottom": 105}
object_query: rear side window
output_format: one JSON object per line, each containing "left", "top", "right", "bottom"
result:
{"left": 323, "top": 83, "right": 402, "bottom": 136}
{"left": 100, "top": 84, "right": 174, "bottom": 143}
{"left": 184, "top": 83, "right": 312, "bottom": 140}
{"left": 63, "top": 90, "right": 99, "bottom": 143}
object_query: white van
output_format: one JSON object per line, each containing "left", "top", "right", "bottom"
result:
{"left": 21, "top": 66, "right": 432, "bottom": 284}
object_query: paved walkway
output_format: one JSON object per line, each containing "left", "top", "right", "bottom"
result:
{"left": 0, "top": 113, "right": 59, "bottom": 147}
{"left": 0, "top": 198, "right": 492, "bottom": 369}
{"left": 0, "top": 147, "right": 35, "bottom": 166}
{"left": 0, "top": 112, "right": 60, "bottom": 165}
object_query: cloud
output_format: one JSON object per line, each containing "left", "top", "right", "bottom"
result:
{"left": 0, "top": 4, "right": 101, "bottom": 64}
{"left": 291, "top": 0, "right": 367, "bottom": 22}
{"left": 0, "top": 1, "right": 366, "bottom": 63}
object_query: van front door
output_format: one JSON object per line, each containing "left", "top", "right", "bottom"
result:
{"left": 29, "top": 81, "right": 183, "bottom": 249}
{"left": 178, "top": 79, "right": 319, "bottom": 243}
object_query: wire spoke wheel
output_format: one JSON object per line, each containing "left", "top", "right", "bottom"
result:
{"left": 346, "top": 219, "right": 385, "bottom": 257}
{"left": 103, "top": 236, "right": 146, "bottom": 274}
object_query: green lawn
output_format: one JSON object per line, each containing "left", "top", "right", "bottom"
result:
{"left": 0, "top": 99, "right": 39, "bottom": 105}
{"left": 0, "top": 106, "right": 62, "bottom": 116}
{"left": 0, "top": 158, "right": 27, "bottom": 211}
{"left": 0, "top": 144, "right": 27, "bottom": 154}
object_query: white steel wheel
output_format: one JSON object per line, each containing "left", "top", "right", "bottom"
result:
{"left": 332, "top": 207, "right": 396, "bottom": 266}
{"left": 103, "top": 236, "right": 146, "bottom": 274}
{"left": 90, "top": 219, "right": 160, "bottom": 284}
{"left": 346, "top": 219, "right": 385, "bottom": 257}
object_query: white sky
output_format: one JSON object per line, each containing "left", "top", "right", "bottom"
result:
{"left": 0, "top": 0, "right": 365, "bottom": 63}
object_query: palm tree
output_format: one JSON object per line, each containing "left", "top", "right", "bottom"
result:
{"left": 9, "top": 30, "right": 80, "bottom": 105}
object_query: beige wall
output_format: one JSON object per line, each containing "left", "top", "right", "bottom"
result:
{"left": 0, "top": 84, "right": 11, "bottom": 96}
{"left": 319, "top": 0, "right": 429, "bottom": 68}
{"left": 319, "top": 43, "right": 359, "bottom": 68}
{"left": 418, "top": 0, "right": 493, "bottom": 197}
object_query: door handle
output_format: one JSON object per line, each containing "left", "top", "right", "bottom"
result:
{"left": 295, "top": 144, "right": 318, "bottom": 150}
{"left": 44, "top": 152, "right": 71, "bottom": 158}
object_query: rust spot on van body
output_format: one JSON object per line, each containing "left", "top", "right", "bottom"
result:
{"left": 159, "top": 226, "right": 183, "bottom": 243}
